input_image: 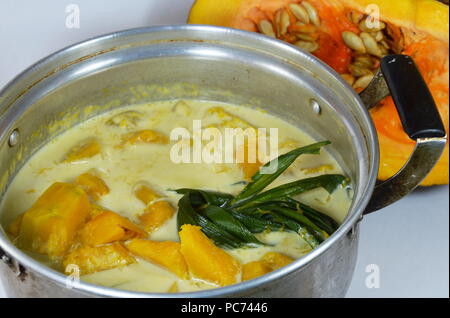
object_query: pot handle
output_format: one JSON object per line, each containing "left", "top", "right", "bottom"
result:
{"left": 359, "top": 54, "right": 447, "bottom": 214}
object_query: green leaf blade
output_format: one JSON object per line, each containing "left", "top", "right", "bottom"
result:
{"left": 174, "top": 188, "right": 234, "bottom": 207}
{"left": 235, "top": 174, "right": 346, "bottom": 208}
{"left": 201, "top": 205, "right": 263, "bottom": 246}
{"left": 231, "top": 141, "right": 331, "bottom": 204}
{"left": 229, "top": 211, "right": 283, "bottom": 233}
{"left": 238, "top": 207, "right": 321, "bottom": 249}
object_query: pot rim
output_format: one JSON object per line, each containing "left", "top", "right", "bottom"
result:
{"left": 0, "top": 25, "right": 379, "bottom": 297}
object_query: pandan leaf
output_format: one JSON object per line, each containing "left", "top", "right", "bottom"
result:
{"left": 174, "top": 188, "right": 233, "bottom": 207}
{"left": 239, "top": 204, "right": 322, "bottom": 248}
{"left": 201, "top": 205, "right": 263, "bottom": 245}
{"left": 234, "top": 174, "right": 346, "bottom": 208}
{"left": 231, "top": 141, "right": 330, "bottom": 205}
{"left": 285, "top": 198, "right": 339, "bottom": 234}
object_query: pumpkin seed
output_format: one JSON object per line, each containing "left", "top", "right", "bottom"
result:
{"left": 353, "top": 61, "right": 375, "bottom": 71}
{"left": 341, "top": 74, "right": 355, "bottom": 86}
{"left": 373, "top": 31, "right": 384, "bottom": 42}
{"left": 274, "top": 10, "right": 283, "bottom": 37}
{"left": 296, "top": 33, "right": 317, "bottom": 42}
{"left": 360, "top": 32, "right": 382, "bottom": 57}
{"left": 289, "top": 3, "right": 310, "bottom": 24}
{"left": 348, "top": 64, "right": 372, "bottom": 77}
{"left": 353, "top": 51, "right": 370, "bottom": 58}
{"left": 257, "top": 19, "right": 276, "bottom": 37}
{"left": 350, "top": 11, "right": 363, "bottom": 24}
{"left": 359, "top": 19, "right": 385, "bottom": 32}
{"left": 353, "top": 55, "right": 374, "bottom": 68}
{"left": 302, "top": 1, "right": 321, "bottom": 26}
{"left": 379, "top": 45, "right": 389, "bottom": 56}
{"left": 342, "top": 31, "right": 366, "bottom": 53}
{"left": 353, "top": 74, "right": 374, "bottom": 90}
{"left": 295, "top": 40, "right": 319, "bottom": 53}
{"left": 277, "top": 10, "right": 291, "bottom": 36}
{"left": 377, "top": 20, "right": 386, "bottom": 30}
{"left": 295, "top": 23, "right": 316, "bottom": 33}
{"left": 379, "top": 40, "right": 389, "bottom": 49}
{"left": 385, "top": 24, "right": 405, "bottom": 53}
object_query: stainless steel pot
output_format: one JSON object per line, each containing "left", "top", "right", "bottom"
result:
{"left": 0, "top": 25, "right": 446, "bottom": 298}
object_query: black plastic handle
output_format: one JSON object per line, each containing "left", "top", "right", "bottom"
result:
{"left": 380, "top": 54, "right": 446, "bottom": 140}
{"left": 362, "top": 55, "right": 447, "bottom": 214}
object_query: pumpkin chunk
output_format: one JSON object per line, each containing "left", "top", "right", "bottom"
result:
{"left": 240, "top": 161, "right": 262, "bottom": 180}
{"left": 242, "top": 261, "right": 272, "bottom": 281}
{"left": 79, "top": 210, "right": 147, "bottom": 246}
{"left": 127, "top": 239, "right": 188, "bottom": 278}
{"left": 120, "top": 129, "right": 168, "bottom": 146}
{"left": 63, "top": 243, "right": 135, "bottom": 275}
{"left": 261, "top": 252, "right": 294, "bottom": 270}
{"left": 242, "top": 253, "right": 295, "bottom": 281}
{"left": 205, "top": 107, "right": 253, "bottom": 129}
{"left": 179, "top": 224, "right": 241, "bottom": 286}
{"left": 139, "top": 201, "right": 175, "bottom": 233}
{"left": 8, "top": 213, "right": 24, "bottom": 237}
{"left": 63, "top": 139, "right": 101, "bottom": 162}
{"left": 17, "top": 182, "right": 90, "bottom": 258}
{"left": 134, "top": 184, "right": 161, "bottom": 205}
{"left": 89, "top": 204, "right": 108, "bottom": 219}
{"left": 238, "top": 140, "right": 262, "bottom": 180}
{"left": 75, "top": 172, "right": 110, "bottom": 201}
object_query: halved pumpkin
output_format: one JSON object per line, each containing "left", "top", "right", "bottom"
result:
{"left": 188, "top": 0, "right": 449, "bottom": 185}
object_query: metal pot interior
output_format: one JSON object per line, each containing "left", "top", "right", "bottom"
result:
{"left": 0, "top": 25, "right": 378, "bottom": 297}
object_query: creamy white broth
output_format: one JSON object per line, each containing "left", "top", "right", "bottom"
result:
{"left": 1, "top": 100, "right": 352, "bottom": 293}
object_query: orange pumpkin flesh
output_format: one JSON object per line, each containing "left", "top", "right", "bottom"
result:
{"left": 188, "top": 0, "right": 449, "bottom": 185}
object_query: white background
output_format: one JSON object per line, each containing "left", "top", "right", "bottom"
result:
{"left": 0, "top": 0, "right": 448, "bottom": 298}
